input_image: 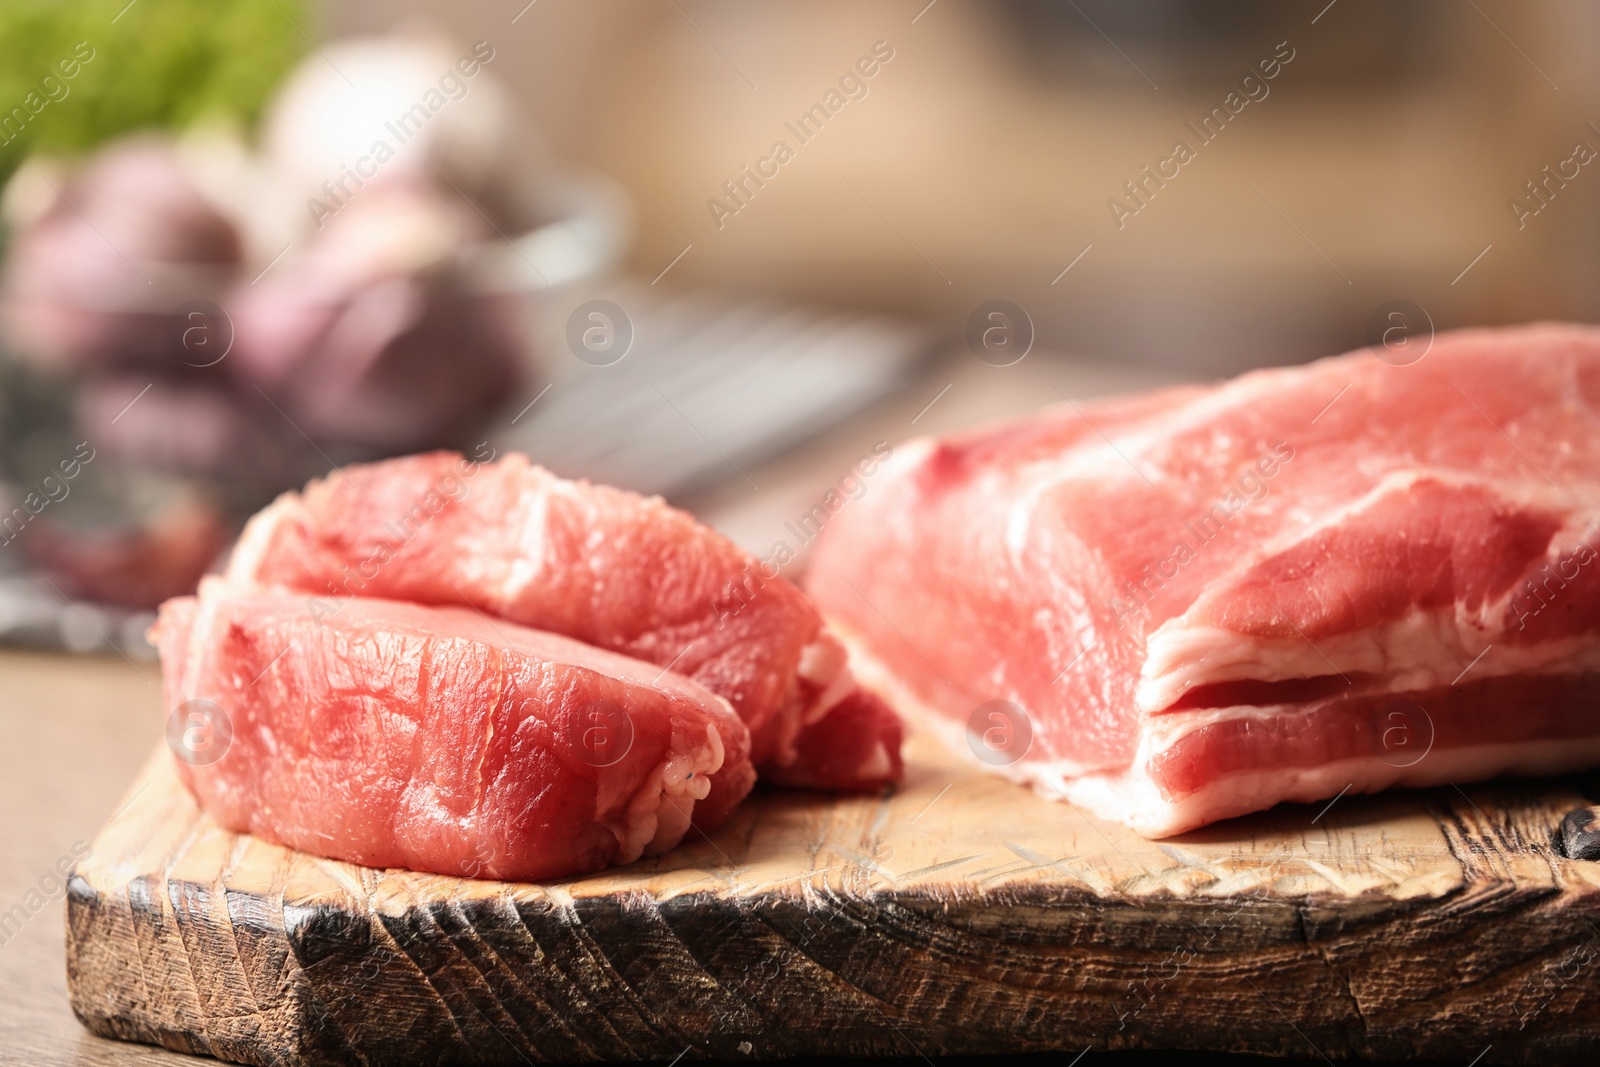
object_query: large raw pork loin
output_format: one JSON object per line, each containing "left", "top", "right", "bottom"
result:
{"left": 226, "top": 451, "right": 903, "bottom": 813}
{"left": 156, "top": 581, "right": 754, "bottom": 881}
{"left": 808, "top": 324, "right": 1600, "bottom": 835}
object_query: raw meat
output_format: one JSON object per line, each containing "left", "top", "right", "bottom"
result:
{"left": 807, "top": 324, "right": 1600, "bottom": 835}
{"left": 154, "top": 580, "right": 754, "bottom": 881}
{"left": 224, "top": 451, "right": 903, "bottom": 800}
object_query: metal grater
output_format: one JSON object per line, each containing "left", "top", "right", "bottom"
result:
{"left": 495, "top": 280, "right": 934, "bottom": 498}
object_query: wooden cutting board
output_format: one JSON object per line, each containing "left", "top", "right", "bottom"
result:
{"left": 66, "top": 730, "right": 1600, "bottom": 1066}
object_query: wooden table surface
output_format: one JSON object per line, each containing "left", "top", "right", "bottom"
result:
{"left": 0, "top": 348, "right": 1350, "bottom": 1065}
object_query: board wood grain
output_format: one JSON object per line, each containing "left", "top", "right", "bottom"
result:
{"left": 66, "top": 730, "right": 1600, "bottom": 1065}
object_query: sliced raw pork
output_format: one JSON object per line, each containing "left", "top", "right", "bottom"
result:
{"left": 808, "top": 324, "right": 1600, "bottom": 835}
{"left": 154, "top": 580, "right": 754, "bottom": 881}
{"left": 224, "top": 451, "right": 902, "bottom": 801}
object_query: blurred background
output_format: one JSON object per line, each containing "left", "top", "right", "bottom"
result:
{"left": 1, "top": 0, "right": 1597, "bottom": 657}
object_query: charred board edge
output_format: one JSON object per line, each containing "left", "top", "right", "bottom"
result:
{"left": 66, "top": 856, "right": 1600, "bottom": 1064}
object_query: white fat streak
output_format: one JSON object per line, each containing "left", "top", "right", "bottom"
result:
{"left": 883, "top": 436, "right": 937, "bottom": 476}
{"left": 798, "top": 634, "right": 855, "bottom": 726}
{"left": 911, "top": 683, "right": 1600, "bottom": 838}
{"left": 832, "top": 611, "right": 1600, "bottom": 838}
{"left": 498, "top": 477, "right": 549, "bottom": 606}
{"left": 1141, "top": 620, "right": 1600, "bottom": 716}
{"left": 223, "top": 492, "right": 303, "bottom": 582}
{"left": 1006, "top": 474, "right": 1066, "bottom": 563}
{"left": 798, "top": 633, "right": 846, "bottom": 686}
{"left": 994, "top": 365, "right": 1316, "bottom": 538}
{"left": 1129, "top": 662, "right": 1600, "bottom": 757}
{"left": 1001, "top": 440, "right": 1168, "bottom": 567}
{"left": 699, "top": 716, "right": 727, "bottom": 779}
{"left": 1056, "top": 735, "right": 1600, "bottom": 838}
{"left": 1106, "top": 356, "right": 1346, "bottom": 473}
{"left": 995, "top": 379, "right": 1289, "bottom": 570}
{"left": 618, "top": 720, "right": 726, "bottom": 862}
{"left": 1141, "top": 470, "right": 1600, "bottom": 712}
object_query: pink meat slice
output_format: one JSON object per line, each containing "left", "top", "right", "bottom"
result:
{"left": 808, "top": 324, "right": 1600, "bottom": 835}
{"left": 154, "top": 580, "right": 754, "bottom": 881}
{"left": 224, "top": 451, "right": 902, "bottom": 799}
